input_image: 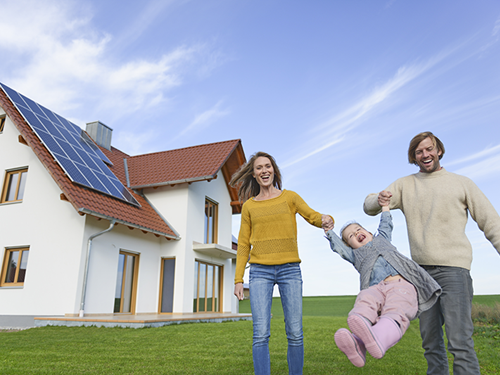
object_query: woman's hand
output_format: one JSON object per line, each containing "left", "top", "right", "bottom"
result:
{"left": 234, "top": 283, "right": 244, "bottom": 301}
{"left": 322, "top": 214, "right": 334, "bottom": 232}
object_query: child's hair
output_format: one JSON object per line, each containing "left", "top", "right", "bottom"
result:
{"left": 340, "top": 220, "right": 363, "bottom": 243}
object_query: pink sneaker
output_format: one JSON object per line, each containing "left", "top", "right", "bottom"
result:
{"left": 334, "top": 328, "right": 366, "bottom": 367}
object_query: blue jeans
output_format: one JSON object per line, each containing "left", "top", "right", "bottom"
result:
{"left": 419, "top": 266, "right": 480, "bottom": 375}
{"left": 249, "top": 263, "right": 304, "bottom": 375}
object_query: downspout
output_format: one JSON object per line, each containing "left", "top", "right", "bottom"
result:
{"left": 79, "top": 219, "right": 117, "bottom": 317}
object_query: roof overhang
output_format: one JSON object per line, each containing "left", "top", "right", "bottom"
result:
{"left": 79, "top": 208, "right": 180, "bottom": 240}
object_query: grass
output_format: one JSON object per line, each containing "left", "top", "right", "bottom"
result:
{"left": 0, "top": 295, "right": 499, "bottom": 374}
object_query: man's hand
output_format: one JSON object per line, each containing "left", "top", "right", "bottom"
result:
{"left": 322, "top": 214, "right": 334, "bottom": 233}
{"left": 378, "top": 190, "right": 393, "bottom": 207}
{"left": 234, "top": 283, "right": 244, "bottom": 301}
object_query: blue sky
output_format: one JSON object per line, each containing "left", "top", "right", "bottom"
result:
{"left": 1, "top": 0, "right": 499, "bottom": 296}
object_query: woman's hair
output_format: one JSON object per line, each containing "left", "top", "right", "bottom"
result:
{"left": 229, "top": 151, "right": 282, "bottom": 203}
{"left": 408, "top": 131, "right": 445, "bottom": 165}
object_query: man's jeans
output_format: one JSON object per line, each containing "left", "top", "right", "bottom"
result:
{"left": 419, "top": 266, "right": 480, "bottom": 375}
{"left": 249, "top": 263, "right": 303, "bottom": 375}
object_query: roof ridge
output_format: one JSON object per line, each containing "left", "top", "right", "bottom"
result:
{"left": 128, "top": 138, "right": 241, "bottom": 159}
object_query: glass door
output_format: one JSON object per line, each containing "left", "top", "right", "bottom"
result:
{"left": 114, "top": 251, "right": 139, "bottom": 314}
{"left": 193, "top": 260, "right": 222, "bottom": 313}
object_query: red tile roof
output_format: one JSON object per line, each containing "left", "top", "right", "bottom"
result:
{"left": 0, "top": 89, "right": 245, "bottom": 238}
{"left": 127, "top": 140, "right": 240, "bottom": 187}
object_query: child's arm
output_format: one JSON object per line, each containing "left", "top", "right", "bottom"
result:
{"left": 325, "top": 230, "right": 355, "bottom": 264}
{"left": 378, "top": 197, "right": 393, "bottom": 241}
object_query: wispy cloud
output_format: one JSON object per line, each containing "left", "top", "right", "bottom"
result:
{"left": 0, "top": 0, "right": 210, "bottom": 125}
{"left": 170, "top": 100, "right": 230, "bottom": 143}
{"left": 282, "top": 50, "right": 452, "bottom": 168}
{"left": 452, "top": 154, "right": 500, "bottom": 181}
{"left": 113, "top": 0, "right": 189, "bottom": 50}
{"left": 446, "top": 143, "right": 500, "bottom": 167}
{"left": 492, "top": 14, "right": 500, "bottom": 37}
{"left": 450, "top": 146, "right": 500, "bottom": 181}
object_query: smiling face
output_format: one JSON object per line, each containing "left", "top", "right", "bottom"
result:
{"left": 415, "top": 137, "right": 442, "bottom": 173}
{"left": 252, "top": 156, "right": 275, "bottom": 188}
{"left": 342, "top": 224, "right": 373, "bottom": 249}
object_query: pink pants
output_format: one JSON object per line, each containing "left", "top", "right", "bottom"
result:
{"left": 349, "top": 278, "right": 418, "bottom": 334}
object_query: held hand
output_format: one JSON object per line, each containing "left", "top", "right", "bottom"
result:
{"left": 322, "top": 214, "right": 334, "bottom": 233}
{"left": 378, "top": 190, "right": 392, "bottom": 207}
{"left": 234, "top": 283, "right": 244, "bottom": 301}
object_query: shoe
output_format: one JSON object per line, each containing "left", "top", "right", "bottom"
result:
{"left": 334, "top": 328, "right": 366, "bottom": 367}
{"left": 347, "top": 314, "right": 402, "bottom": 359}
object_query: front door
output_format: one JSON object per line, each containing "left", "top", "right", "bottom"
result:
{"left": 114, "top": 251, "right": 139, "bottom": 314}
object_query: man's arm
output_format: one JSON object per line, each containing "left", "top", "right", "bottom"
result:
{"left": 364, "top": 178, "right": 404, "bottom": 216}
{"left": 364, "top": 191, "right": 392, "bottom": 216}
{"left": 465, "top": 179, "right": 500, "bottom": 254}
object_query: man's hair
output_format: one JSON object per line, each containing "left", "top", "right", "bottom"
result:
{"left": 408, "top": 131, "right": 445, "bottom": 165}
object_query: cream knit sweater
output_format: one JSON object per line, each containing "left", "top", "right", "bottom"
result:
{"left": 364, "top": 168, "right": 500, "bottom": 270}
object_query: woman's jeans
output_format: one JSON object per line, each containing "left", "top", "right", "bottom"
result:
{"left": 249, "top": 263, "right": 303, "bottom": 375}
{"left": 419, "top": 266, "right": 480, "bottom": 375}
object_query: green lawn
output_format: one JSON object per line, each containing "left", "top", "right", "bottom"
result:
{"left": 0, "top": 295, "right": 498, "bottom": 374}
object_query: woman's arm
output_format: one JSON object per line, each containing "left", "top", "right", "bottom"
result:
{"left": 234, "top": 204, "right": 252, "bottom": 284}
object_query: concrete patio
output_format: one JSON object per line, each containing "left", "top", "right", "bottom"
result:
{"left": 33, "top": 312, "right": 253, "bottom": 329}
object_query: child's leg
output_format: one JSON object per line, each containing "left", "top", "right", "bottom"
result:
{"left": 379, "top": 278, "right": 418, "bottom": 335}
{"left": 349, "top": 285, "right": 384, "bottom": 324}
{"left": 348, "top": 279, "right": 416, "bottom": 359}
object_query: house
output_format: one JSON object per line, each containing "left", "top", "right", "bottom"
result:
{"left": 0, "top": 82, "right": 248, "bottom": 328}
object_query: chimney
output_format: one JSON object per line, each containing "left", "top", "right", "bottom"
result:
{"left": 86, "top": 121, "right": 113, "bottom": 150}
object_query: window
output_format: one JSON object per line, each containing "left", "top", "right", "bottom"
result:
{"left": 204, "top": 198, "right": 218, "bottom": 244}
{"left": 1, "top": 248, "right": 30, "bottom": 286}
{"left": 193, "top": 260, "right": 222, "bottom": 313}
{"left": 0, "top": 116, "right": 5, "bottom": 132}
{"left": 1, "top": 168, "right": 28, "bottom": 203}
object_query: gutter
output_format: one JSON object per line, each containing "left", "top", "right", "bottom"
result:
{"left": 79, "top": 220, "right": 116, "bottom": 317}
{"left": 78, "top": 208, "right": 179, "bottom": 240}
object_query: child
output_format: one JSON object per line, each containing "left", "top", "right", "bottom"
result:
{"left": 325, "top": 202, "right": 441, "bottom": 367}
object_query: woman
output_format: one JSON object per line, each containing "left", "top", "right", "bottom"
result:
{"left": 231, "top": 151, "right": 334, "bottom": 375}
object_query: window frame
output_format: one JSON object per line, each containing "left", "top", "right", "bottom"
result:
{"left": 204, "top": 197, "right": 219, "bottom": 244}
{"left": 1, "top": 168, "right": 28, "bottom": 203}
{"left": 193, "top": 260, "right": 223, "bottom": 313}
{"left": 1, "top": 247, "right": 30, "bottom": 287}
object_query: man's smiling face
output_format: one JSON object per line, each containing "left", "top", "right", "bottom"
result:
{"left": 415, "top": 137, "right": 442, "bottom": 173}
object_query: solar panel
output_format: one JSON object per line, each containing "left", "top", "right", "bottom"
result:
{"left": 0, "top": 82, "right": 140, "bottom": 206}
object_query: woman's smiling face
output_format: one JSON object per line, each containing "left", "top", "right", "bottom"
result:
{"left": 253, "top": 156, "right": 274, "bottom": 188}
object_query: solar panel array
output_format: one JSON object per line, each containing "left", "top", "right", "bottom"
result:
{"left": 0, "top": 82, "right": 140, "bottom": 206}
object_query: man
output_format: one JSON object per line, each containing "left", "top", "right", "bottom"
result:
{"left": 363, "top": 131, "right": 500, "bottom": 375}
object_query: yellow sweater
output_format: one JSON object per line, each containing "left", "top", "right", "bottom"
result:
{"left": 234, "top": 190, "right": 331, "bottom": 284}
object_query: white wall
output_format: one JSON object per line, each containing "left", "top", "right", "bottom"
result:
{"left": 82, "top": 218, "right": 163, "bottom": 314}
{"left": 144, "top": 170, "right": 237, "bottom": 313}
{"left": 0, "top": 111, "right": 87, "bottom": 315}
{"left": 188, "top": 171, "right": 236, "bottom": 313}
